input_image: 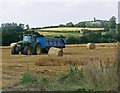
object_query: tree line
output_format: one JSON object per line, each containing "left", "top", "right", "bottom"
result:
{"left": 1, "top": 22, "right": 29, "bottom": 46}
{"left": 66, "top": 30, "right": 117, "bottom": 44}
{"left": 0, "top": 16, "right": 118, "bottom": 46}
{"left": 40, "top": 16, "right": 116, "bottom": 31}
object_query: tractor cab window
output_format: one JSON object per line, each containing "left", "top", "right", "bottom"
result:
{"left": 23, "top": 35, "right": 31, "bottom": 42}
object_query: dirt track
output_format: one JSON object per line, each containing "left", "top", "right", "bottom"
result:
{"left": 2, "top": 45, "right": 116, "bottom": 89}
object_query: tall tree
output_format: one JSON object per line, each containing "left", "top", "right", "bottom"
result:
{"left": 66, "top": 22, "right": 74, "bottom": 27}
{"left": 59, "top": 24, "right": 66, "bottom": 27}
{"left": 109, "top": 16, "right": 116, "bottom": 29}
{"left": 75, "top": 22, "right": 86, "bottom": 27}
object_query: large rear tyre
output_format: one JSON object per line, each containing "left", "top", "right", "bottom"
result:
{"left": 11, "top": 46, "right": 19, "bottom": 54}
{"left": 33, "top": 44, "right": 41, "bottom": 55}
{"left": 36, "top": 45, "right": 41, "bottom": 55}
{"left": 23, "top": 46, "right": 31, "bottom": 55}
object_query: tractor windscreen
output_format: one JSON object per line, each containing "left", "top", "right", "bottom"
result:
{"left": 23, "top": 35, "right": 31, "bottom": 42}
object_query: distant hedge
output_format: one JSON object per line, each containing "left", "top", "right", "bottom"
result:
{"left": 1, "top": 30, "right": 117, "bottom": 46}
{"left": 66, "top": 32, "right": 117, "bottom": 44}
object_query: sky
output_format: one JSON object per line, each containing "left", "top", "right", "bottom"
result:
{"left": 0, "top": 0, "right": 119, "bottom": 28}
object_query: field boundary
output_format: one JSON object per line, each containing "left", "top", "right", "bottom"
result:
{"left": 66, "top": 43, "right": 117, "bottom": 47}
{"left": 0, "top": 43, "right": 117, "bottom": 49}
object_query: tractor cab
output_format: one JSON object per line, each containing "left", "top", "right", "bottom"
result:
{"left": 22, "top": 34, "right": 36, "bottom": 43}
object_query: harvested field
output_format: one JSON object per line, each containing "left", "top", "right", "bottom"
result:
{"left": 1, "top": 43, "right": 117, "bottom": 89}
{"left": 39, "top": 27, "right": 104, "bottom": 31}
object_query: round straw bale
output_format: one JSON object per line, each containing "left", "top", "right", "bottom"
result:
{"left": 48, "top": 47, "right": 63, "bottom": 57}
{"left": 116, "top": 42, "right": 120, "bottom": 48}
{"left": 86, "top": 43, "right": 96, "bottom": 49}
{"left": 10, "top": 42, "right": 17, "bottom": 47}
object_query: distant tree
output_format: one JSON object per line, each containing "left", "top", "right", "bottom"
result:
{"left": 1, "top": 22, "right": 28, "bottom": 46}
{"left": 109, "top": 16, "right": 116, "bottom": 29}
{"left": 75, "top": 22, "right": 86, "bottom": 27}
{"left": 108, "top": 29, "right": 116, "bottom": 35}
{"left": 85, "top": 22, "right": 93, "bottom": 28}
{"left": 2, "top": 31, "right": 22, "bottom": 46}
{"left": 66, "top": 22, "right": 74, "bottom": 27}
{"left": 1, "top": 22, "right": 24, "bottom": 32}
{"left": 101, "top": 22, "right": 109, "bottom": 31}
{"left": 59, "top": 24, "right": 66, "bottom": 27}
{"left": 19, "top": 23, "right": 24, "bottom": 29}
{"left": 66, "top": 35, "right": 77, "bottom": 44}
{"left": 86, "top": 32, "right": 102, "bottom": 43}
{"left": 80, "top": 35, "right": 88, "bottom": 43}
{"left": 26, "top": 24, "right": 29, "bottom": 30}
{"left": 50, "top": 26, "right": 59, "bottom": 28}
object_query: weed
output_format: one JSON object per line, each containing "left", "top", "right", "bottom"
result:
{"left": 21, "top": 72, "right": 35, "bottom": 85}
{"left": 19, "top": 62, "right": 117, "bottom": 91}
{"left": 58, "top": 63, "right": 84, "bottom": 85}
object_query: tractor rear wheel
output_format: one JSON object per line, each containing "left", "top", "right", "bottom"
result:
{"left": 36, "top": 45, "right": 41, "bottom": 55}
{"left": 11, "top": 46, "right": 19, "bottom": 54}
{"left": 23, "top": 46, "right": 31, "bottom": 55}
{"left": 32, "top": 44, "right": 41, "bottom": 55}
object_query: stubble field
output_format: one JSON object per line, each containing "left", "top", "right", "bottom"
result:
{"left": 1, "top": 43, "right": 118, "bottom": 90}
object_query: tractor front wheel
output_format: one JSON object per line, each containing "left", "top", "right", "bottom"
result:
{"left": 11, "top": 46, "right": 19, "bottom": 54}
{"left": 23, "top": 46, "right": 31, "bottom": 55}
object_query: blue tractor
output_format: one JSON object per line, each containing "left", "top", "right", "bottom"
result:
{"left": 11, "top": 34, "right": 66, "bottom": 55}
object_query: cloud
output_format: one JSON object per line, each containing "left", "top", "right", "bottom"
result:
{"left": 63, "top": 2, "right": 81, "bottom": 8}
{"left": 0, "top": 1, "right": 118, "bottom": 27}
